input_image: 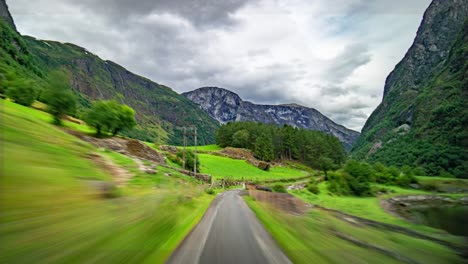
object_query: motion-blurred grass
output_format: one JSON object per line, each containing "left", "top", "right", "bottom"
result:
{"left": 290, "top": 181, "right": 466, "bottom": 243}
{"left": 0, "top": 100, "right": 214, "bottom": 263}
{"left": 245, "top": 197, "right": 463, "bottom": 264}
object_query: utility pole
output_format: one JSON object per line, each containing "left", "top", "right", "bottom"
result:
{"left": 193, "top": 127, "right": 197, "bottom": 177}
{"left": 183, "top": 127, "right": 187, "bottom": 170}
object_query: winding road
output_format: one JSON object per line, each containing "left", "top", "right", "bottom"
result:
{"left": 167, "top": 190, "right": 292, "bottom": 264}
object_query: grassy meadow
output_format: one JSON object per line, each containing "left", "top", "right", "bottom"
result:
{"left": 0, "top": 100, "right": 215, "bottom": 263}
{"left": 197, "top": 153, "right": 309, "bottom": 181}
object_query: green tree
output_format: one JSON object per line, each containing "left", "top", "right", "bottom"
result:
{"left": 5, "top": 81, "right": 37, "bottom": 106}
{"left": 254, "top": 133, "right": 274, "bottom": 161}
{"left": 176, "top": 149, "right": 200, "bottom": 173}
{"left": 318, "top": 156, "right": 334, "bottom": 178}
{"left": 42, "top": 70, "right": 76, "bottom": 125}
{"left": 85, "top": 100, "right": 136, "bottom": 136}
{"left": 232, "top": 129, "right": 250, "bottom": 148}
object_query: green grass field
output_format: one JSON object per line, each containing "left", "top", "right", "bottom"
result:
{"left": 290, "top": 181, "right": 467, "bottom": 242}
{"left": 0, "top": 100, "right": 215, "bottom": 263}
{"left": 184, "top": 144, "right": 222, "bottom": 151}
{"left": 245, "top": 197, "right": 463, "bottom": 264}
{"left": 197, "top": 153, "right": 309, "bottom": 181}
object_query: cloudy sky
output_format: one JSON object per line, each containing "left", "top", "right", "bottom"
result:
{"left": 8, "top": 0, "right": 431, "bottom": 131}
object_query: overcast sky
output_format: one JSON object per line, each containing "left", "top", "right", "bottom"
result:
{"left": 8, "top": 0, "right": 431, "bottom": 131}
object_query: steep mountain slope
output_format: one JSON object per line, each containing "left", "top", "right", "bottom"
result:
{"left": 352, "top": 0, "right": 468, "bottom": 178}
{"left": 0, "top": 0, "right": 15, "bottom": 31}
{"left": 183, "top": 87, "right": 360, "bottom": 150}
{"left": 0, "top": 0, "right": 219, "bottom": 145}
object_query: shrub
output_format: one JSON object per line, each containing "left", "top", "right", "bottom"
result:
{"left": 412, "top": 167, "right": 426, "bottom": 176}
{"left": 205, "top": 188, "right": 215, "bottom": 195}
{"left": 176, "top": 149, "right": 200, "bottom": 173}
{"left": 327, "top": 172, "right": 351, "bottom": 195}
{"left": 85, "top": 100, "right": 136, "bottom": 136}
{"left": 6, "top": 84, "right": 36, "bottom": 106}
{"left": 327, "top": 171, "right": 372, "bottom": 197}
{"left": 306, "top": 182, "right": 320, "bottom": 194}
{"left": 272, "top": 184, "right": 287, "bottom": 193}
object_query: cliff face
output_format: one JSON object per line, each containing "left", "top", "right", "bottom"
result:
{"left": 0, "top": 0, "right": 16, "bottom": 31}
{"left": 183, "top": 87, "right": 360, "bottom": 150}
{"left": 383, "top": 0, "right": 467, "bottom": 97}
{"left": 352, "top": 0, "right": 468, "bottom": 178}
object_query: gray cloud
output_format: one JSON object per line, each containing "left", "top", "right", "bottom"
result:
{"left": 75, "top": 0, "right": 254, "bottom": 27}
{"left": 8, "top": 0, "right": 431, "bottom": 131}
{"left": 325, "top": 43, "right": 372, "bottom": 83}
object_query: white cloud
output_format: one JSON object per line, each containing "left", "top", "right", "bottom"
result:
{"left": 8, "top": 0, "right": 432, "bottom": 131}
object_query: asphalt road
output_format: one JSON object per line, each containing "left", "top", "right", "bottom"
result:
{"left": 167, "top": 190, "right": 292, "bottom": 264}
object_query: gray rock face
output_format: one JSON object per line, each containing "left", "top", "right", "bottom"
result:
{"left": 0, "top": 0, "right": 16, "bottom": 30}
{"left": 183, "top": 87, "right": 360, "bottom": 150}
{"left": 383, "top": 0, "right": 468, "bottom": 97}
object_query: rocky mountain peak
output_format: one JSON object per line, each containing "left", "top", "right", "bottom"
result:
{"left": 183, "top": 87, "right": 360, "bottom": 150}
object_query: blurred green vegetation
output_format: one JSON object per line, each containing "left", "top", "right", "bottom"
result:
{"left": 245, "top": 197, "right": 463, "bottom": 264}
{"left": 0, "top": 100, "right": 215, "bottom": 263}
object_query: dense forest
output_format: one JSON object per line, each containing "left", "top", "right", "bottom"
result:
{"left": 216, "top": 122, "right": 346, "bottom": 169}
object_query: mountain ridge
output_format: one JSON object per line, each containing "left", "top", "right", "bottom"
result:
{"left": 183, "top": 86, "right": 360, "bottom": 150}
{"left": 0, "top": 0, "right": 219, "bottom": 145}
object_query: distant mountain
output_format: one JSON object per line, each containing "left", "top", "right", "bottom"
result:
{"left": 183, "top": 87, "right": 360, "bottom": 150}
{"left": 0, "top": 0, "right": 219, "bottom": 145}
{"left": 352, "top": 0, "right": 468, "bottom": 177}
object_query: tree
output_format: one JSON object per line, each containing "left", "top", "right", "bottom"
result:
{"left": 232, "top": 129, "right": 250, "bottom": 148}
{"left": 42, "top": 70, "right": 76, "bottom": 125}
{"left": 254, "top": 133, "right": 274, "bottom": 161}
{"left": 176, "top": 149, "right": 200, "bottom": 173}
{"left": 85, "top": 100, "right": 136, "bottom": 136}
{"left": 318, "top": 156, "right": 334, "bottom": 179}
{"left": 5, "top": 82, "right": 37, "bottom": 106}
{"left": 111, "top": 104, "right": 136, "bottom": 136}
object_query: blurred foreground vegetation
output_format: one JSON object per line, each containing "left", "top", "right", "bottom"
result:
{"left": 0, "top": 100, "right": 215, "bottom": 263}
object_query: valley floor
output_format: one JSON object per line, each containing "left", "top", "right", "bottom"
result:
{"left": 1, "top": 99, "right": 467, "bottom": 264}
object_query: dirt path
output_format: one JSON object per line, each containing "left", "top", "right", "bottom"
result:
{"left": 89, "top": 153, "right": 133, "bottom": 186}
{"left": 167, "top": 190, "right": 292, "bottom": 264}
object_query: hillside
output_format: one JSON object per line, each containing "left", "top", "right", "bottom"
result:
{"left": 0, "top": 0, "right": 219, "bottom": 145}
{"left": 352, "top": 0, "right": 468, "bottom": 178}
{"left": 183, "top": 87, "right": 360, "bottom": 150}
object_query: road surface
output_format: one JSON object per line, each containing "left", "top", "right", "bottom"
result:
{"left": 167, "top": 190, "right": 292, "bottom": 264}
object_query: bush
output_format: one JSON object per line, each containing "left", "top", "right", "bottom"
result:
{"left": 176, "top": 149, "right": 200, "bottom": 173}
{"left": 85, "top": 100, "right": 136, "bottom": 136}
{"left": 306, "top": 182, "right": 320, "bottom": 194}
{"left": 205, "top": 188, "right": 215, "bottom": 195}
{"left": 272, "top": 184, "right": 287, "bottom": 193}
{"left": 413, "top": 167, "right": 426, "bottom": 176}
{"left": 327, "top": 171, "right": 372, "bottom": 197}
{"left": 6, "top": 84, "right": 36, "bottom": 106}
